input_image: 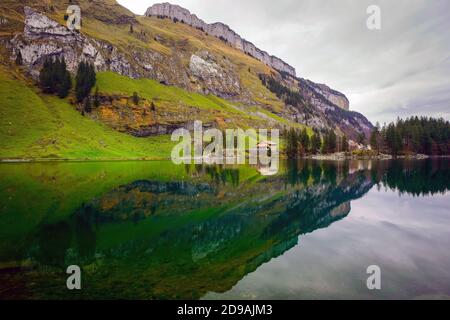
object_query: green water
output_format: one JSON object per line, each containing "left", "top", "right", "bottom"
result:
{"left": 0, "top": 159, "right": 449, "bottom": 299}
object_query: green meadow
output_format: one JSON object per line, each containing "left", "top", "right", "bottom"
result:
{"left": 0, "top": 68, "right": 295, "bottom": 160}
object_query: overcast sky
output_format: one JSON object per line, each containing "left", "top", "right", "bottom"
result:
{"left": 117, "top": 0, "right": 450, "bottom": 124}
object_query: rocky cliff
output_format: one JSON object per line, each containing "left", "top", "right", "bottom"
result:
{"left": 297, "top": 77, "right": 372, "bottom": 138}
{"left": 145, "top": 2, "right": 296, "bottom": 77}
{"left": 9, "top": 7, "right": 139, "bottom": 79}
{"left": 8, "top": 5, "right": 244, "bottom": 98}
{"left": 305, "top": 80, "right": 349, "bottom": 111}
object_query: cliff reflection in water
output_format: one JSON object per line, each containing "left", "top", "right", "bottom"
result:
{"left": 0, "top": 159, "right": 449, "bottom": 299}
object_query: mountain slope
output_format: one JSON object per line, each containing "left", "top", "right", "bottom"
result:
{"left": 0, "top": 66, "right": 174, "bottom": 159}
{"left": 0, "top": 0, "right": 373, "bottom": 159}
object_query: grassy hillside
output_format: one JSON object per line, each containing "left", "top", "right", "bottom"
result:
{"left": 0, "top": 66, "right": 298, "bottom": 160}
{"left": 0, "top": 0, "right": 313, "bottom": 160}
{"left": 96, "top": 72, "right": 245, "bottom": 114}
{"left": 94, "top": 72, "right": 298, "bottom": 130}
{"left": 0, "top": 67, "right": 175, "bottom": 160}
{"left": 0, "top": 0, "right": 288, "bottom": 115}
{"left": 40, "top": 0, "right": 287, "bottom": 113}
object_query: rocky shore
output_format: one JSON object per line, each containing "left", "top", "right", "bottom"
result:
{"left": 306, "top": 152, "right": 431, "bottom": 161}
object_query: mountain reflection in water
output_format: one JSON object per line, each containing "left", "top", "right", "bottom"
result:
{"left": 0, "top": 159, "right": 449, "bottom": 299}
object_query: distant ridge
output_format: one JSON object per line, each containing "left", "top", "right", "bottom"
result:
{"left": 145, "top": 2, "right": 297, "bottom": 77}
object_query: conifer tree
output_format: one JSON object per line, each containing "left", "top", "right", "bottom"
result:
{"left": 321, "top": 132, "right": 329, "bottom": 154}
{"left": 370, "top": 126, "right": 380, "bottom": 152}
{"left": 311, "top": 132, "right": 322, "bottom": 154}
{"left": 328, "top": 130, "right": 337, "bottom": 153}
{"left": 299, "top": 128, "right": 310, "bottom": 154}
{"left": 286, "top": 128, "right": 299, "bottom": 158}
{"left": 132, "top": 92, "right": 140, "bottom": 105}
{"left": 341, "top": 135, "right": 349, "bottom": 152}
{"left": 76, "top": 61, "right": 96, "bottom": 102}
{"left": 57, "top": 58, "right": 72, "bottom": 98}
{"left": 39, "top": 57, "right": 71, "bottom": 98}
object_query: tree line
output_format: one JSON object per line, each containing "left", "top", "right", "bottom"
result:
{"left": 39, "top": 57, "right": 71, "bottom": 98}
{"left": 259, "top": 74, "right": 307, "bottom": 109}
{"left": 370, "top": 117, "right": 450, "bottom": 155}
{"left": 284, "top": 158, "right": 450, "bottom": 196}
{"left": 39, "top": 57, "right": 96, "bottom": 113}
{"left": 284, "top": 127, "right": 348, "bottom": 157}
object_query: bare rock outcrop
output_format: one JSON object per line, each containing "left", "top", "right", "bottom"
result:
{"left": 10, "top": 7, "right": 139, "bottom": 79}
{"left": 9, "top": 7, "right": 243, "bottom": 99}
{"left": 189, "top": 51, "right": 240, "bottom": 97}
{"left": 145, "top": 2, "right": 296, "bottom": 77}
{"left": 305, "top": 80, "right": 349, "bottom": 111}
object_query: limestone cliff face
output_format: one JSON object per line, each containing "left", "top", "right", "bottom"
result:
{"left": 9, "top": 6, "right": 243, "bottom": 99}
{"left": 297, "top": 77, "right": 372, "bottom": 139}
{"left": 188, "top": 51, "right": 241, "bottom": 97}
{"left": 305, "top": 80, "right": 349, "bottom": 111}
{"left": 145, "top": 2, "right": 296, "bottom": 77}
{"left": 269, "top": 75, "right": 372, "bottom": 140}
{"left": 10, "top": 7, "right": 139, "bottom": 79}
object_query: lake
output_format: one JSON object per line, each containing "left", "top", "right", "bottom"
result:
{"left": 0, "top": 159, "right": 449, "bottom": 299}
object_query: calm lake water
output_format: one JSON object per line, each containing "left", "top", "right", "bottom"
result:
{"left": 0, "top": 159, "right": 449, "bottom": 300}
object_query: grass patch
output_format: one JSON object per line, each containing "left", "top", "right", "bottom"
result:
{"left": 96, "top": 72, "right": 243, "bottom": 114}
{"left": 0, "top": 67, "right": 175, "bottom": 159}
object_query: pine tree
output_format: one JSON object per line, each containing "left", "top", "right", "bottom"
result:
{"left": 57, "top": 58, "right": 71, "bottom": 98}
{"left": 370, "top": 126, "right": 380, "bottom": 152}
{"left": 328, "top": 130, "right": 337, "bottom": 153}
{"left": 311, "top": 132, "right": 322, "bottom": 154}
{"left": 386, "top": 123, "right": 402, "bottom": 155}
{"left": 393, "top": 129, "right": 402, "bottom": 155}
{"left": 299, "top": 128, "right": 310, "bottom": 154}
{"left": 321, "top": 132, "right": 329, "bottom": 154}
{"left": 39, "top": 57, "right": 71, "bottom": 98}
{"left": 39, "top": 57, "right": 53, "bottom": 93}
{"left": 76, "top": 61, "right": 96, "bottom": 102}
{"left": 341, "top": 135, "right": 349, "bottom": 152}
{"left": 286, "top": 128, "right": 299, "bottom": 158}
{"left": 132, "top": 92, "right": 140, "bottom": 105}
{"left": 75, "top": 61, "right": 86, "bottom": 102}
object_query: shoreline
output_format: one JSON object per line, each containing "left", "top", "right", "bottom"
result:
{"left": 301, "top": 153, "right": 450, "bottom": 161}
{"left": 1, "top": 154, "right": 449, "bottom": 164}
{"left": 0, "top": 157, "right": 171, "bottom": 163}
